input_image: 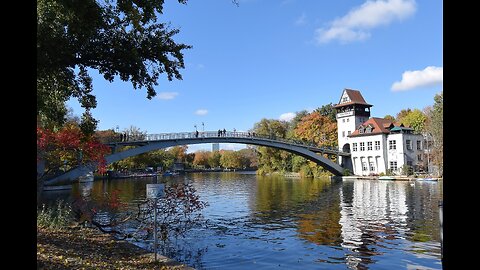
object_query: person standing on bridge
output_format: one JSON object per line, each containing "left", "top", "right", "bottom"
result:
{"left": 195, "top": 130, "right": 199, "bottom": 138}
{"left": 233, "top": 128, "right": 236, "bottom": 137}
{"left": 218, "top": 129, "right": 221, "bottom": 137}
{"left": 223, "top": 128, "right": 226, "bottom": 137}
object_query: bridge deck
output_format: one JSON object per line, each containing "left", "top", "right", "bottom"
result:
{"left": 106, "top": 131, "right": 350, "bottom": 156}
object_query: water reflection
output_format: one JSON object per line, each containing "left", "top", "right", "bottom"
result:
{"left": 41, "top": 174, "right": 442, "bottom": 269}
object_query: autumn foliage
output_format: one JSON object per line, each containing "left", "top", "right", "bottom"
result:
{"left": 37, "top": 124, "right": 111, "bottom": 177}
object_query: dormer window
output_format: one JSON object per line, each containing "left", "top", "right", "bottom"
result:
{"left": 365, "top": 125, "right": 373, "bottom": 133}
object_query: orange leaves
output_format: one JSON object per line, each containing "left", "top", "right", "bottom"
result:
{"left": 37, "top": 125, "right": 111, "bottom": 174}
{"left": 294, "top": 112, "right": 338, "bottom": 148}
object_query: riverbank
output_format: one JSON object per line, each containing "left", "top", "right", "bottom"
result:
{"left": 37, "top": 226, "right": 194, "bottom": 270}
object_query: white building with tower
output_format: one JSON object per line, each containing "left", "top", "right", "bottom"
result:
{"left": 335, "top": 89, "right": 425, "bottom": 176}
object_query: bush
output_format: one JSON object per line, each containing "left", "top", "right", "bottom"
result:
{"left": 37, "top": 200, "right": 74, "bottom": 229}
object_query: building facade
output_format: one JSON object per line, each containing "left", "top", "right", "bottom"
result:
{"left": 335, "top": 89, "right": 425, "bottom": 176}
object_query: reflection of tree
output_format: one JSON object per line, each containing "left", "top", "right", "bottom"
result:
{"left": 405, "top": 182, "right": 442, "bottom": 243}
{"left": 254, "top": 176, "right": 345, "bottom": 246}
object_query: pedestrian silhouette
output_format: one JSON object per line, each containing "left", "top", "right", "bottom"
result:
{"left": 218, "top": 129, "right": 221, "bottom": 137}
{"left": 223, "top": 128, "right": 226, "bottom": 136}
{"left": 195, "top": 130, "right": 199, "bottom": 138}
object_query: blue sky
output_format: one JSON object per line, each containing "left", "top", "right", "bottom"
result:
{"left": 67, "top": 0, "right": 442, "bottom": 152}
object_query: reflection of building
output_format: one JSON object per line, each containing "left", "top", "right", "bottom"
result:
{"left": 339, "top": 180, "right": 408, "bottom": 269}
{"left": 212, "top": 143, "right": 219, "bottom": 152}
{"left": 335, "top": 89, "right": 425, "bottom": 175}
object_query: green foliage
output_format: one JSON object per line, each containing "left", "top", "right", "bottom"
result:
{"left": 384, "top": 115, "right": 395, "bottom": 121}
{"left": 397, "top": 109, "right": 427, "bottom": 134}
{"left": 37, "top": 200, "right": 74, "bottom": 229}
{"left": 37, "top": 0, "right": 191, "bottom": 129}
{"left": 343, "top": 169, "right": 351, "bottom": 176}
{"left": 315, "top": 103, "right": 337, "bottom": 122}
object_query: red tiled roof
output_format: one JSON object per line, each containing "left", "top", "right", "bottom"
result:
{"left": 349, "top": 117, "right": 396, "bottom": 137}
{"left": 334, "top": 89, "right": 372, "bottom": 108}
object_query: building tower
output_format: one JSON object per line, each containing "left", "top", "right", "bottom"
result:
{"left": 334, "top": 89, "right": 372, "bottom": 168}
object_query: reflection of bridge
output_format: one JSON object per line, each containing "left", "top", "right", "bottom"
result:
{"left": 45, "top": 131, "right": 351, "bottom": 185}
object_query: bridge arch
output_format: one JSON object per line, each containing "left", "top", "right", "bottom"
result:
{"left": 45, "top": 135, "right": 346, "bottom": 185}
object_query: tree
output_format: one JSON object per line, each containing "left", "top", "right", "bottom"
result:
{"left": 193, "top": 151, "right": 211, "bottom": 168}
{"left": 424, "top": 91, "right": 443, "bottom": 176}
{"left": 220, "top": 150, "right": 242, "bottom": 169}
{"left": 294, "top": 112, "right": 337, "bottom": 148}
{"left": 37, "top": 123, "right": 111, "bottom": 202}
{"left": 37, "top": 0, "right": 191, "bottom": 131}
{"left": 253, "top": 119, "right": 292, "bottom": 173}
{"left": 396, "top": 108, "right": 412, "bottom": 121}
{"left": 208, "top": 151, "right": 221, "bottom": 169}
{"left": 384, "top": 115, "right": 395, "bottom": 121}
{"left": 315, "top": 103, "right": 337, "bottom": 122}
{"left": 168, "top": 145, "right": 188, "bottom": 162}
{"left": 397, "top": 109, "right": 427, "bottom": 134}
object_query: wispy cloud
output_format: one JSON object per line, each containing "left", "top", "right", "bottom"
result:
{"left": 157, "top": 92, "right": 179, "bottom": 100}
{"left": 391, "top": 66, "right": 443, "bottom": 91}
{"left": 315, "top": 0, "right": 416, "bottom": 44}
{"left": 195, "top": 109, "right": 208, "bottom": 116}
{"left": 295, "top": 13, "right": 307, "bottom": 26}
{"left": 279, "top": 112, "right": 296, "bottom": 122}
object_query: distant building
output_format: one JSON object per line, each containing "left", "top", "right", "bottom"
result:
{"left": 212, "top": 143, "right": 219, "bottom": 152}
{"left": 335, "top": 89, "right": 425, "bottom": 175}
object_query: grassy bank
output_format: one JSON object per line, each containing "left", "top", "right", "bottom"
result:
{"left": 37, "top": 226, "right": 194, "bottom": 269}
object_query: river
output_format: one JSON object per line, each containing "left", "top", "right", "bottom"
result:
{"left": 42, "top": 172, "right": 443, "bottom": 269}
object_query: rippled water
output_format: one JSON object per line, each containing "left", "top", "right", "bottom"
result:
{"left": 43, "top": 172, "right": 443, "bottom": 269}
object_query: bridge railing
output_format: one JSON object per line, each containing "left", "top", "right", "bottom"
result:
{"left": 111, "top": 130, "right": 347, "bottom": 155}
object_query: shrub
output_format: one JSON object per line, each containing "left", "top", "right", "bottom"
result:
{"left": 37, "top": 200, "right": 74, "bottom": 229}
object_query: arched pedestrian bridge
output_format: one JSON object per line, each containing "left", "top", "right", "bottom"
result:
{"left": 45, "top": 131, "right": 351, "bottom": 185}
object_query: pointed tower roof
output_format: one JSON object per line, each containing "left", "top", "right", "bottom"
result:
{"left": 334, "top": 89, "right": 372, "bottom": 108}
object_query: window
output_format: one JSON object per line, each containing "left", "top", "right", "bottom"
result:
{"left": 366, "top": 127, "right": 372, "bottom": 133}
{"left": 417, "top": 140, "right": 422, "bottom": 150}
{"left": 369, "top": 162, "right": 375, "bottom": 171}
{"left": 342, "top": 131, "right": 345, "bottom": 137}
{"left": 342, "top": 97, "right": 348, "bottom": 103}
{"left": 342, "top": 119, "right": 345, "bottom": 123}
{"left": 352, "top": 143, "right": 358, "bottom": 152}
{"left": 406, "top": 140, "right": 412, "bottom": 150}
{"left": 360, "top": 142, "right": 365, "bottom": 151}
{"left": 359, "top": 128, "right": 364, "bottom": 134}
{"left": 389, "top": 161, "right": 398, "bottom": 171}
{"left": 417, "top": 154, "right": 423, "bottom": 161}
{"left": 362, "top": 162, "right": 367, "bottom": 171}
{"left": 347, "top": 118, "right": 349, "bottom": 122}
{"left": 348, "top": 131, "right": 351, "bottom": 136}
{"left": 375, "top": 141, "right": 380, "bottom": 150}
{"left": 367, "top": 141, "right": 372, "bottom": 151}
{"left": 389, "top": 140, "right": 396, "bottom": 150}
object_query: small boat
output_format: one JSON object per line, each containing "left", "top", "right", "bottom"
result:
{"left": 416, "top": 177, "right": 439, "bottom": 182}
{"left": 43, "top": 185, "right": 73, "bottom": 191}
{"left": 378, "top": 176, "right": 395, "bottom": 180}
{"left": 163, "top": 171, "right": 179, "bottom": 177}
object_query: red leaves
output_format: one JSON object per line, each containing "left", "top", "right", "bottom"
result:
{"left": 37, "top": 125, "right": 111, "bottom": 174}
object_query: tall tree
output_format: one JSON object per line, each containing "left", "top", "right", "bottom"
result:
{"left": 396, "top": 108, "right": 412, "bottom": 121}
{"left": 37, "top": 0, "right": 191, "bottom": 131}
{"left": 397, "top": 109, "right": 427, "bottom": 134}
{"left": 424, "top": 92, "right": 443, "bottom": 176}
{"left": 294, "top": 112, "right": 338, "bottom": 148}
{"left": 315, "top": 103, "right": 337, "bottom": 122}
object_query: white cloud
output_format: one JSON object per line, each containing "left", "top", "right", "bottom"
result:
{"left": 157, "top": 92, "right": 179, "bottom": 100}
{"left": 295, "top": 13, "right": 307, "bottom": 26}
{"left": 315, "top": 0, "right": 416, "bottom": 44}
{"left": 195, "top": 109, "right": 208, "bottom": 116}
{"left": 391, "top": 66, "right": 443, "bottom": 91}
{"left": 279, "top": 112, "right": 296, "bottom": 122}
